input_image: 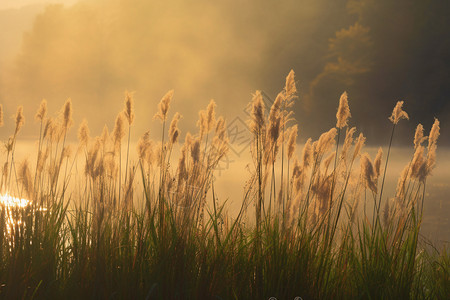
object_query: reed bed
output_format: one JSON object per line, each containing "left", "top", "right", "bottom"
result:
{"left": 0, "top": 71, "right": 448, "bottom": 299}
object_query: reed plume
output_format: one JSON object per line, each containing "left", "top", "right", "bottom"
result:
{"left": 287, "top": 125, "right": 298, "bottom": 160}
{"left": 425, "top": 118, "right": 440, "bottom": 177}
{"left": 215, "top": 116, "right": 226, "bottom": 140}
{"left": 249, "top": 90, "right": 265, "bottom": 133}
{"left": 62, "top": 98, "right": 73, "bottom": 130}
{"left": 197, "top": 110, "right": 207, "bottom": 138}
{"left": 19, "top": 159, "right": 33, "bottom": 198}
{"left": 374, "top": 147, "right": 383, "bottom": 178}
{"left": 191, "top": 138, "right": 201, "bottom": 163}
{"left": 267, "top": 93, "right": 283, "bottom": 157}
{"left": 269, "top": 93, "right": 283, "bottom": 124}
{"left": 36, "top": 148, "right": 49, "bottom": 174}
{"left": 292, "top": 158, "right": 305, "bottom": 194}
{"left": 316, "top": 128, "right": 337, "bottom": 157}
{"left": 35, "top": 99, "right": 47, "bottom": 122}
{"left": 169, "top": 113, "right": 182, "bottom": 144}
{"left": 112, "top": 113, "right": 125, "bottom": 150}
{"left": 100, "top": 125, "right": 109, "bottom": 144}
{"left": 301, "top": 138, "right": 313, "bottom": 170}
{"left": 137, "top": 131, "right": 151, "bottom": 161}
{"left": 206, "top": 99, "right": 216, "bottom": 132}
{"left": 336, "top": 91, "right": 351, "bottom": 129}
{"left": 312, "top": 173, "right": 332, "bottom": 218}
{"left": 360, "top": 153, "right": 377, "bottom": 193}
{"left": 410, "top": 145, "right": 425, "bottom": 181}
{"left": 340, "top": 127, "right": 356, "bottom": 163}
{"left": 154, "top": 90, "right": 174, "bottom": 122}
{"left": 78, "top": 119, "right": 90, "bottom": 148}
{"left": 389, "top": 101, "right": 409, "bottom": 124}
{"left": 352, "top": 133, "right": 366, "bottom": 160}
{"left": 123, "top": 91, "right": 135, "bottom": 125}
{"left": 85, "top": 138, "right": 101, "bottom": 178}
{"left": 42, "top": 118, "right": 52, "bottom": 140}
{"left": 14, "top": 105, "right": 25, "bottom": 134}
{"left": 413, "top": 124, "right": 427, "bottom": 150}
{"left": 177, "top": 144, "right": 188, "bottom": 184}
{"left": 284, "top": 69, "right": 297, "bottom": 101}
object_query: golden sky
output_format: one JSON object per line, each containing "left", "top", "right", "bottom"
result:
{"left": 0, "top": 0, "right": 449, "bottom": 145}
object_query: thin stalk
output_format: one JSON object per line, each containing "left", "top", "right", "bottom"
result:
{"left": 33, "top": 118, "right": 44, "bottom": 197}
{"left": 158, "top": 120, "right": 166, "bottom": 239}
{"left": 124, "top": 124, "right": 132, "bottom": 187}
{"left": 377, "top": 123, "right": 396, "bottom": 228}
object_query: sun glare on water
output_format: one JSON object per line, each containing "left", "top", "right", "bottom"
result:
{"left": 0, "top": 193, "right": 35, "bottom": 236}
{"left": 0, "top": 193, "right": 30, "bottom": 208}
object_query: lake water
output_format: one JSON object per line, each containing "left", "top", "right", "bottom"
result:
{"left": 4, "top": 141, "right": 450, "bottom": 247}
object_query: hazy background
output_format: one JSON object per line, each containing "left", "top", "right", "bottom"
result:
{"left": 1, "top": 0, "right": 449, "bottom": 243}
{"left": 1, "top": 0, "right": 449, "bottom": 144}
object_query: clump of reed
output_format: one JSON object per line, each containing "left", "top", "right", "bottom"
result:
{"left": 0, "top": 70, "right": 448, "bottom": 299}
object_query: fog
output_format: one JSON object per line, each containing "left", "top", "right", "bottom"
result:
{"left": 1, "top": 0, "right": 448, "bottom": 144}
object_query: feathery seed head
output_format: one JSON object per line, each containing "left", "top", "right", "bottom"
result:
{"left": 249, "top": 90, "right": 265, "bottom": 133}
{"left": 287, "top": 125, "right": 298, "bottom": 160}
{"left": 428, "top": 118, "right": 440, "bottom": 148}
{"left": 169, "top": 112, "right": 182, "bottom": 144}
{"left": 37, "top": 148, "right": 49, "bottom": 174}
{"left": 154, "top": 90, "right": 174, "bottom": 122}
{"left": 14, "top": 105, "right": 25, "bottom": 134}
{"left": 191, "top": 138, "right": 201, "bottom": 163}
{"left": 35, "top": 99, "right": 47, "bottom": 122}
{"left": 316, "top": 128, "right": 337, "bottom": 156}
{"left": 123, "top": 91, "right": 135, "bottom": 125}
{"left": 112, "top": 112, "right": 125, "bottom": 150}
{"left": 178, "top": 144, "right": 188, "bottom": 183}
{"left": 389, "top": 101, "right": 409, "bottom": 124}
{"left": 413, "top": 124, "right": 427, "bottom": 149}
{"left": 301, "top": 138, "right": 313, "bottom": 170}
{"left": 396, "top": 164, "right": 410, "bottom": 199}
{"left": 78, "top": 119, "right": 90, "bottom": 147}
{"left": 269, "top": 93, "right": 283, "bottom": 123}
{"left": 410, "top": 145, "right": 425, "bottom": 180}
{"left": 352, "top": 133, "right": 366, "bottom": 160}
{"left": 43, "top": 118, "right": 53, "bottom": 139}
{"left": 62, "top": 98, "right": 73, "bottom": 130}
{"left": 336, "top": 91, "right": 351, "bottom": 128}
{"left": 360, "top": 153, "right": 377, "bottom": 193}
{"left": 285, "top": 69, "right": 297, "bottom": 100}
{"left": 215, "top": 116, "right": 226, "bottom": 140}
{"left": 206, "top": 99, "right": 216, "bottom": 132}
{"left": 100, "top": 125, "right": 109, "bottom": 145}
{"left": 292, "top": 158, "right": 302, "bottom": 178}
{"left": 197, "top": 110, "right": 207, "bottom": 138}
{"left": 19, "top": 159, "right": 33, "bottom": 198}
{"left": 268, "top": 113, "right": 281, "bottom": 145}
{"left": 426, "top": 118, "right": 440, "bottom": 177}
{"left": 341, "top": 127, "right": 356, "bottom": 161}
{"left": 374, "top": 147, "right": 383, "bottom": 178}
{"left": 137, "top": 131, "right": 151, "bottom": 161}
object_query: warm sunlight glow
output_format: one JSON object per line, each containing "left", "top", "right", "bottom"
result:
{"left": 0, "top": 192, "right": 30, "bottom": 208}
